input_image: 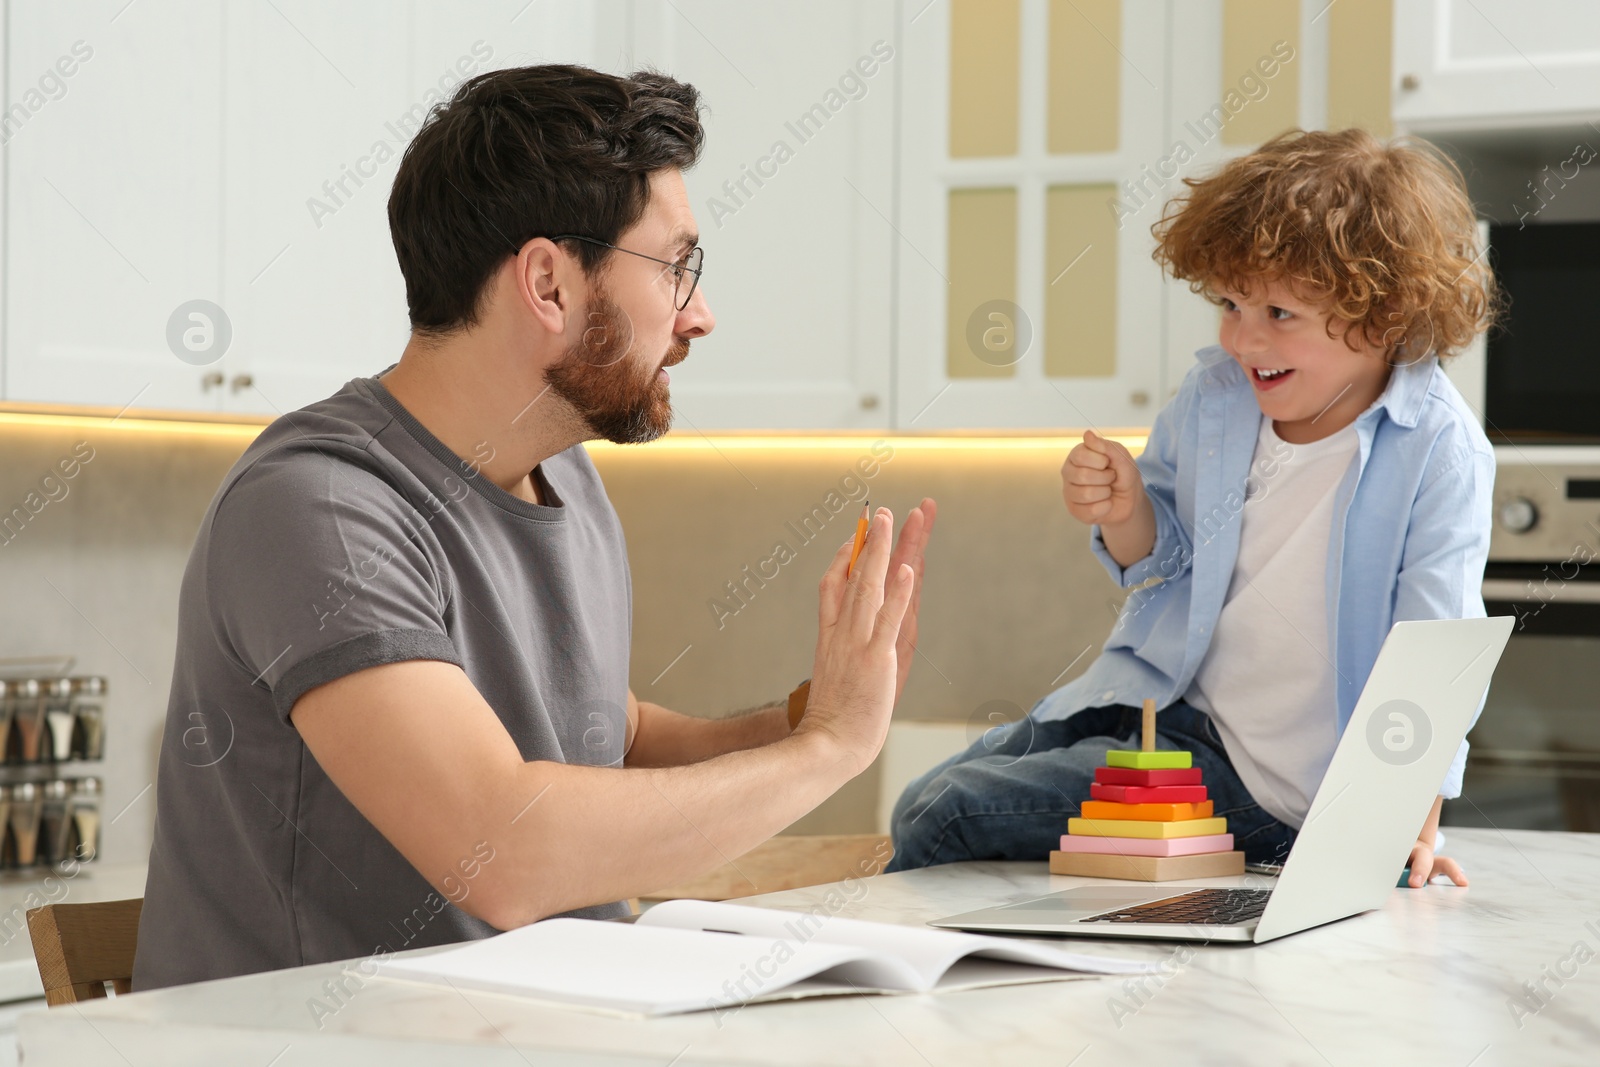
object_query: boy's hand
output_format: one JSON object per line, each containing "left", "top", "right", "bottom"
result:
{"left": 1405, "top": 838, "right": 1468, "bottom": 888}
{"left": 1063, "top": 429, "right": 1145, "bottom": 526}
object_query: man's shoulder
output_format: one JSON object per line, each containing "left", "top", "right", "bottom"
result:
{"left": 230, "top": 380, "right": 401, "bottom": 486}
{"left": 210, "top": 380, "right": 426, "bottom": 538}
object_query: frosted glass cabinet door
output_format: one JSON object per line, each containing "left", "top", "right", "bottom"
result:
{"left": 895, "top": 0, "right": 1168, "bottom": 431}
{"left": 5, "top": 1, "right": 227, "bottom": 412}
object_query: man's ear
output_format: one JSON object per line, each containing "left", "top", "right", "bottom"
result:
{"left": 515, "top": 238, "right": 572, "bottom": 337}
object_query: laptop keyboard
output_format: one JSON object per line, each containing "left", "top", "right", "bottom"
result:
{"left": 1078, "top": 888, "right": 1273, "bottom": 926}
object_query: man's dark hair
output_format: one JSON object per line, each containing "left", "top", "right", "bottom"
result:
{"left": 388, "top": 64, "right": 703, "bottom": 338}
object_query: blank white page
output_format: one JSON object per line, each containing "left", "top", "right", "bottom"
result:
{"left": 639, "top": 900, "right": 1156, "bottom": 987}
{"left": 378, "top": 916, "right": 920, "bottom": 1016}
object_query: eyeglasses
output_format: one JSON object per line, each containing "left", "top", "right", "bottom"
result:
{"left": 552, "top": 234, "right": 704, "bottom": 311}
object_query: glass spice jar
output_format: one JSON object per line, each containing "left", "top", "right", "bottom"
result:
{"left": 69, "top": 776, "right": 101, "bottom": 863}
{"left": 71, "top": 677, "right": 107, "bottom": 761}
{"left": 39, "top": 779, "right": 72, "bottom": 867}
{"left": 11, "top": 680, "right": 44, "bottom": 764}
{"left": 9, "top": 782, "right": 41, "bottom": 868}
{"left": 44, "top": 679, "right": 74, "bottom": 763}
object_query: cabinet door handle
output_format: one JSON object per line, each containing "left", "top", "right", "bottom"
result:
{"left": 200, "top": 372, "right": 224, "bottom": 392}
{"left": 230, "top": 373, "right": 254, "bottom": 393}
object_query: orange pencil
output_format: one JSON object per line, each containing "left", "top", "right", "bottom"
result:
{"left": 847, "top": 502, "right": 870, "bottom": 576}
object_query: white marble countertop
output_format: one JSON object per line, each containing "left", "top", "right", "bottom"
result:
{"left": 0, "top": 863, "right": 146, "bottom": 1004}
{"left": 15, "top": 829, "right": 1600, "bottom": 1065}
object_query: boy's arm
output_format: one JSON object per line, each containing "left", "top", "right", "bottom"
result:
{"left": 1090, "top": 390, "right": 1192, "bottom": 587}
{"left": 1390, "top": 447, "right": 1496, "bottom": 802}
{"left": 1406, "top": 796, "right": 1468, "bottom": 887}
{"left": 1391, "top": 443, "right": 1495, "bottom": 887}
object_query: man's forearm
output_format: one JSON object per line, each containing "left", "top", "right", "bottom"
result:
{"left": 485, "top": 728, "right": 856, "bottom": 926}
{"left": 626, "top": 699, "right": 790, "bottom": 767}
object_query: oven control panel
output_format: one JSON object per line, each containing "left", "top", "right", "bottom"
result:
{"left": 1488, "top": 448, "right": 1600, "bottom": 562}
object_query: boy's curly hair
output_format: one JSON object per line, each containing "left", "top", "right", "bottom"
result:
{"left": 1152, "top": 128, "right": 1498, "bottom": 360}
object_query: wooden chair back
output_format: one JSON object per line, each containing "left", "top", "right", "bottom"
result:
{"left": 26, "top": 898, "right": 143, "bottom": 1006}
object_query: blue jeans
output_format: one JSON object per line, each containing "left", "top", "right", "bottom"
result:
{"left": 886, "top": 702, "right": 1298, "bottom": 871}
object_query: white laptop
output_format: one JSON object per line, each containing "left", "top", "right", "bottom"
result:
{"left": 930, "top": 616, "right": 1514, "bottom": 944}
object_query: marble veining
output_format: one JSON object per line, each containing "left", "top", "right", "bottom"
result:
{"left": 16, "top": 829, "right": 1600, "bottom": 1066}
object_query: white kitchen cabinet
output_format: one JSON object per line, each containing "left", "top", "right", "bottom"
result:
{"left": 5, "top": 1, "right": 897, "bottom": 429}
{"left": 218, "top": 1, "right": 609, "bottom": 417}
{"left": 617, "top": 0, "right": 898, "bottom": 429}
{"left": 3, "top": 1, "right": 597, "bottom": 418}
{"left": 21, "top": 1, "right": 1545, "bottom": 432}
{"left": 1394, "top": 0, "right": 1600, "bottom": 130}
{"left": 215, "top": 1, "right": 418, "bottom": 418}
{"left": 4, "top": 0, "right": 227, "bottom": 412}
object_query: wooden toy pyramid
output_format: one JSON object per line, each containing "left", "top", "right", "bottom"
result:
{"left": 1049, "top": 699, "right": 1246, "bottom": 881}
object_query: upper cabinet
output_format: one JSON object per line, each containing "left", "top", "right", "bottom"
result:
{"left": 11, "top": 1, "right": 1549, "bottom": 430}
{"left": 214, "top": 1, "right": 415, "bottom": 418}
{"left": 4, "top": 0, "right": 898, "bottom": 428}
{"left": 3, "top": 2, "right": 599, "bottom": 418}
{"left": 5, "top": 1, "right": 226, "bottom": 413}
{"left": 895, "top": 0, "right": 1399, "bottom": 429}
{"left": 895, "top": 0, "right": 1169, "bottom": 431}
{"left": 1394, "top": 0, "right": 1600, "bottom": 130}
{"left": 618, "top": 0, "right": 898, "bottom": 430}
{"left": 222, "top": 1, "right": 605, "bottom": 417}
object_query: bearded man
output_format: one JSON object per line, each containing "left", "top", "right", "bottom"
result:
{"left": 135, "top": 64, "right": 934, "bottom": 989}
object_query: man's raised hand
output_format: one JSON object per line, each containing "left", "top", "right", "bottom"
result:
{"left": 797, "top": 505, "right": 927, "bottom": 775}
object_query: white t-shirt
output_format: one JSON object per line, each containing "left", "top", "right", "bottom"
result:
{"left": 1185, "top": 417, "right": 1359, "bottom": 828}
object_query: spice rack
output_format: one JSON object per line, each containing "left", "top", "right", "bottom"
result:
{"left": 0, "top": 670, "right": 105, "bottom": 877}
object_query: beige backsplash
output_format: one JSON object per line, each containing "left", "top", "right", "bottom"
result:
{"left": 0, "top": 421, "right": 1123, "bottom": 867}
{"left": 590, "top": 437, "right": 1126, "bottom": 834}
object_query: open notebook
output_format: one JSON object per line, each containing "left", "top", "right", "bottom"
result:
{"left": 378, "top": 899, "right": 1157, "bottom": 1017}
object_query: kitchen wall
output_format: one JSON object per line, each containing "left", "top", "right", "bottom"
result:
{"left": 0, "top": 418, "right": 1129, "bottom": 867}
{"left": 0, "top": 419, "right": 256, "bottom": 866}
{"left": 594, "top": 436, "right": 1132, "bottom": 834}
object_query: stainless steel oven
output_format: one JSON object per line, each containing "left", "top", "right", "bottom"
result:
{"left": 1451, "top": 447, "right": 1600, "bottom": 833}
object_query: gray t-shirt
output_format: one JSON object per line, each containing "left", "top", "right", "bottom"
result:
{"left": 134, "top": 374, "right": 632, "bottom": 991}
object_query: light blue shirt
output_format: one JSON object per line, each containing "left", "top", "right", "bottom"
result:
{"left": 1035, "top": 344, "right": 1495, "bottom": 799}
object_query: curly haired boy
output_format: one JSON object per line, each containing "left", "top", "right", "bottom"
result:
{"left": 890, "top": 128, "right": 1498, "bottom": 888}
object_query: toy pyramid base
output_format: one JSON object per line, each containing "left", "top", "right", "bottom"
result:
{"left": 1049, "top": 849, "right": 1245, "bottom": 882}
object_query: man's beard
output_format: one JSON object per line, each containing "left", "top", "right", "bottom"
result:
{"left": 543, "top": 289, "right": 686, "bottom": 445}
